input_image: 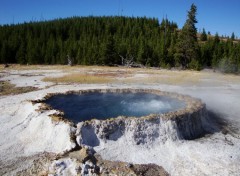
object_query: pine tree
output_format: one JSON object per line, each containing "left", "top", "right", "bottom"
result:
{"left": 167, "top": 30, "right": 178, "bottom": 67}
{"left": 16, "top": 41, "right": 26, "bottom": 64}
{"left": 214, "top": 33, "right": 220, "bottom": 44}
{"left": 100, "top": 35, "right": 116, "bottom": 65}
{"left": 174, "top": 3, "right": 200, "bottom": 69}
{"left": 0, "top": 42, "right": 8, "bottom": 64}
{"left": 137, "top": 39, "right": 145, "bottom": 64}
{"left": 231, "top": 32, "right": 235, "bottom": 41}
{"left": 200, "top": 28, "right": 207, "bottom": 41}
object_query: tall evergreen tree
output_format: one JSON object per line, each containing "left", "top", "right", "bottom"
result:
{"left": 214, "top": 33, "right": 220, "bottom": 44}
{"left": 16, "top": 41, "right": 27, "bottom": 64}
{"left": 231, "top": 32, "right": 235, "bottom": 41}
{"left": 200, "top": 28, "right": 207, "bottom": 41}
{"left": 100, "top": 35, "right": 117, "bottom": 65}
{"left": 0, "top": 42, "right": 8, "bottom": 64}
{"left": 174, "top": 3, "right": 200, "bottom": 69}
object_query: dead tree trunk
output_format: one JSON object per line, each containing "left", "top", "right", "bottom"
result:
{"left": 119, "top": 54, "right": 134, "bottom": 67}
{"left": 67, "top": 55, "right": 73, "bottom": 66}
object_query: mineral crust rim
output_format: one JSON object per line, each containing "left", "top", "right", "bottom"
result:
{"left": 33, "top": 88, "right": 205, "bottom": 123}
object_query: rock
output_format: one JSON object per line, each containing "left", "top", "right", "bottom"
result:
{"left": 94, "top": 165, "right": 100, "bottom": 174}
{"left": 81, "top": 161, "right": 100, "bottom": 176}
{"left": 79, "top": 148, "right": 90, "bottom": 163}
{"left": 49, "top": 158, "right": 80, "bottom": 175}
{"left": 126, "top": 163, "right": 134, "bottom": 168}
{"left": 66, "top": 147, "right": 101, "bottom": 175}
{"left": 69, "top": 147, "right": 95, "bottom": 163}
{"left": 85, "top": 160, "right": 94, "bottom": 167}
{"left": 81, "top": 163, "right": 90, "bottom": 175}
{"left": 131, "top": 163, "right": 169, "bottom": 176}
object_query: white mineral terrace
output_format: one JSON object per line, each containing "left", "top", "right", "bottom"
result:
{"left": 0, "top": 66, "right": 240, "bottom": 176}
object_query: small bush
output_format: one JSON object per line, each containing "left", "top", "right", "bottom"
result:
{"left": 218, "top": 57, "right": 238, "bottom": 73}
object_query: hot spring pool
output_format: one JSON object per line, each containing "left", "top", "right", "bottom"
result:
{"left": 44, "top": 91, "right": 186, "bottom": 123}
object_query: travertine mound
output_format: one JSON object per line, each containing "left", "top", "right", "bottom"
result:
{"left": 38, "top": 88, "right": 206, "bottom": 146}
{"left": 34, "top": 89, "right": 209, "bottom": 175}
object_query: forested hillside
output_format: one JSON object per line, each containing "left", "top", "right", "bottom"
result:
{"left": 0, "top": 14, "right": 240, "bottom": 72}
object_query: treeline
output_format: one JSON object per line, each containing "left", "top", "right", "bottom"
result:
{"left": 0, "top": 15, "right": 240, "bottom": 72}
{"left": 199, "top": 32, "right": 240, "bottom": 73}
{"left": 0, "top": 16, "right": 177, "bottom": 67}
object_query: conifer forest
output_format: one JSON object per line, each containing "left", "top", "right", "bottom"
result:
{"left": 0, "top": 4, "right": 240, "bottom": 73}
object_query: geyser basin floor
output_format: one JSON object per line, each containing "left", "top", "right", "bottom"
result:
{"left": 1, "top": 66, "right": 240, "bottom": 176}
{"left": 44, "top": 92, "right": 186, "bottom": 123}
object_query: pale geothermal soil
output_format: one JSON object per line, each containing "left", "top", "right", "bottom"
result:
{"left": 0, "top": 65, "right": 240, "bottom": 175}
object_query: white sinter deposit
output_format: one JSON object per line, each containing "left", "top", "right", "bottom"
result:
{"left": 0, "top": 67, "right": 240, "bottom": 176}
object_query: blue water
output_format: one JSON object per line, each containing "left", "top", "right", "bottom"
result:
{"left": 45, "top": 92, "right": 185, "bottom": 123}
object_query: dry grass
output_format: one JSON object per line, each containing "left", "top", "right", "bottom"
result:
{"left": 42, "top": 67, "right": 237, "bottom": 86}
{"left": 43, "top": 73, "right": 115, "bottom": 84}
{"left": 121, "top": 70, "right": 202, "bottom": 85}
{"left": 0, "top": 64, "right": 42, "bottom": 71}
{"left": 0, "top": 64, "right": 94, "bottom": 71}
{"left": 0, "top": 81, "right": 38, "bottom": 96}
{"left": 2, "top": 64, "right": 240, "bottom": 86}
{"left": 0, "top": 64, "right": 141, "bottom": 75}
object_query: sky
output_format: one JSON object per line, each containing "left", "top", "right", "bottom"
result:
{"left": 0, "top": 0, "right": 240, "bottom": 37}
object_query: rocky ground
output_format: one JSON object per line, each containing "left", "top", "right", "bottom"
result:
{"left": 0, "top": 65, "right": 240, "bottom": 175}
{"left": 48, "top": 146, "right": 169, "bottom": 176}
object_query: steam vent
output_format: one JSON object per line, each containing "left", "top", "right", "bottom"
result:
{"left": 39, "top": 89, "right": 207, "bottom": 147}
